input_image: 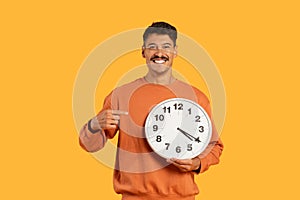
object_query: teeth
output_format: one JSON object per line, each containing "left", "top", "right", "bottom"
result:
{"left": 153, "top": 60, "right": 166, "bottom": 64}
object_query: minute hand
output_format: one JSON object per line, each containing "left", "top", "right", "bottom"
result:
{"left": 177, "top": 127, "right": 201, "bottom": 143}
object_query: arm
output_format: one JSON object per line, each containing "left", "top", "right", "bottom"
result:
{"left": 79, "top": 120, "right": 107, "bottom": 153}
{"left": 79, "top": 110, "right": 128, "bottom": 152}
{"left": 197, "top": 138, "right": 224, "bottom": 173}
{"left": 79, "top": 92, "right": 127, "bottom": 152}
{"left": 196, "top": 99, "right": 224, "bottom": 173}
{"left": 168, "top": 97, "right": 224, "bottom": 173}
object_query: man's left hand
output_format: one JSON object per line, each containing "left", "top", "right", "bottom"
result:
{"left": 167, "top": 157, "right": 201, "bottom": 172}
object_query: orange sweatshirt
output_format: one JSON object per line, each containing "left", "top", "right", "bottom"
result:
{"left": 79, "top": 78, "right": 223, "bottom": 200}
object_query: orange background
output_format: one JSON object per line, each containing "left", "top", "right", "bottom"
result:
{"left": 1, "top": 0, "right": 299, "bottom": 199}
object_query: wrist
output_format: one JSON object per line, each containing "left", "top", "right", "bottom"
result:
{"left": 193, "top": 157, "right": 201, "bottom": 171}
{"left": 88, "top": 118, "right": 101, "bottom": 134}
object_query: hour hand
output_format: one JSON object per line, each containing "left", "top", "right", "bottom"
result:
{"left": 177, "top": 127, "right": 193, "bottom": 141}
{"left": 177, "top": 127, "right": 201, "bottom": 143}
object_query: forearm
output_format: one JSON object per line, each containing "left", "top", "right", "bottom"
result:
{"left": 198, "top": 139, "right": 224, "bottom": 173}
{"left": 79, "top": 122, "right": 107, "bottom": 153}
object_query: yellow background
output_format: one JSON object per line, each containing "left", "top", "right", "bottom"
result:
{"left": 1, "top": 0, "right": 299, "bottom": 199}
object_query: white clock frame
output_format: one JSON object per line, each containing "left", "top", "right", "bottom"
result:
{"left": 145, "top": 98, "right": 212, "bottom": 159}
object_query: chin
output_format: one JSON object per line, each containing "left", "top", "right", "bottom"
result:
{"left": 148, "top": 64, "right": 171, "bottom": 74}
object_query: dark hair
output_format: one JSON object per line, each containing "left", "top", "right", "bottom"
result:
{"left": 143, "top": 22, "right": 177, "bottom": 46}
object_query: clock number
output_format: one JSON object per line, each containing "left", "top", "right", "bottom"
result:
{"left": 156, "top": 135, "right": 162, "bottom": 142}
{"left": 199, "top": 126, "right": 204, "bottom": 133}
{"left": 154, "top": 114, "right": 164, "bottom": 121}
{"left": 173, "top": 103, "right": 183, "bottom": 110}
{"left": 176, "top": 146, "right": 181, "bottom": 153}
{"left": 163, "top": 106, "right": 171, "bottom": 113}
{"left": 188, "top": 108, "right": 191, "bottom": 115}
{"left": 187, "top": 144, "right": 193, "bottom": 151}
{"left": 195, "top": 115, "right": 201, "bottom": 122}
{"left": 153, "top": 125, "right": 158, "bottom": 131}
{"left": 165, "top": 143, "right": 170, "bottom": 150}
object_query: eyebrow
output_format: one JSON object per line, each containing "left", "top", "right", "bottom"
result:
{"left": 146, "top": 42, "right": 173, "bottom": 46}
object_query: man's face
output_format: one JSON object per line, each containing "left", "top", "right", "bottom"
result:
{"left": 142, "top": 33, "right": 177, "bottom": 74}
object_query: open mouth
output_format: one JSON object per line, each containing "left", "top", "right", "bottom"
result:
{"left": 150, "top": 56, "right": 169, "bottom": 64}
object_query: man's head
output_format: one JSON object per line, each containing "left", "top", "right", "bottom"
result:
{"left": 142, "top": 22, "right": 178, "bottom": 74}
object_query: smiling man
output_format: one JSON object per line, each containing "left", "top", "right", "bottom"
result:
{"left": 79, "top": 22, "right": 224, "bottom": 200}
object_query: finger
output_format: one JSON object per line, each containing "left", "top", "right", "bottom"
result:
{"left": 107, "top": 119, "right": 119, "bottom": 125}
{"left": 99, "top": 119, "right": 118, "bottom": 127}
{"left": 167, "top": 159, "right": 189, "bottom": 168}
{"left": 170, "top": 158, "right": 193, "bottom": 165}
{"left": 102, "top": 124, "right": 117, "bottom": 129}
{"left": 101, "top": 114, "right": 120, "bottom": 120}
{"left": 111, "top": 115, "right": 121, "bottom": 120}
{"left": 111, "top": 110, "right": 128, "bottom": 115}
{"left": 169, "top": 161, "right": 191, "bottom": 172}
{"left": 100, "top": 119, "right": 119, "bottom": 126}
{"left": 99, "top": 110, "right": 128, "bottom": 119}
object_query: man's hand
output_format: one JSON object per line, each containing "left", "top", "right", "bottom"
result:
{"left": 167, "top": 157, "right": 201, "bottom": 172}
{"left": 91, "top": 110, "right": 128, "bottom": 130}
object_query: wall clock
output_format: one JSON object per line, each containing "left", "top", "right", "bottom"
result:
{"left": 145, "top": 98, "right": 212, "bottom": 159}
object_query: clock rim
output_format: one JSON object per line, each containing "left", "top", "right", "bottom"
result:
{"left": 144, "top": 97, "right": 212, "bottom": 159}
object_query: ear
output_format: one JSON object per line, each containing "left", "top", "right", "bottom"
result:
{"left": 142, "top": 46, "right": 145, "bottom": 58}
{"left": 173, "top": 45, "right": 178, "bottom": 57}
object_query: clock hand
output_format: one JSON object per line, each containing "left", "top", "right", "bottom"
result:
{"left": 177, "top": 127, "right": 201, "bottom": 143}
{"left": 177, "top": 127, "right": 193, "bottom": 141}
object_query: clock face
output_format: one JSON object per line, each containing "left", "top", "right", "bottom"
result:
{"left": 145, "top": 98, "right": 212, "bottom": 159}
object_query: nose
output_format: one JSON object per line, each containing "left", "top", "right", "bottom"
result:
{"left": 155, "top": 48, "right": 163, "bottom": 57}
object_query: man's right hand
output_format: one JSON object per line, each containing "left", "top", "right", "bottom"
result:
{"left": 91, "top": 110, "right": 128, "bottom": 130}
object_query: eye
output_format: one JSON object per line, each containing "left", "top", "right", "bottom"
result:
{"left": 162, "top": 45, "right": 171, "bottom": 49}
{"left": 147, "top": 45, "right": 157, "bottom": 49}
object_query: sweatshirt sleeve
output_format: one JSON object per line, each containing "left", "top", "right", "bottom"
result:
{"left": 198, "top": 128, "right": 224, "bottom": 173}
{"left": 79, "top": 123, "right": 108, "bottom": 152}
{"left": 79, "top": 91, "right": 119, "bottom": 152}
{"left": 196, "top": 96, "right": 224, "bottom": 174}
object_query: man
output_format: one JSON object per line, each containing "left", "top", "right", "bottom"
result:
{"left": 79, "top": 22, "right": 223, "bottom": 200}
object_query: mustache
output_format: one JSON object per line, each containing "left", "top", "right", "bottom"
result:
{"left": 150, "top": 55, "right": 169, "bottom": 61}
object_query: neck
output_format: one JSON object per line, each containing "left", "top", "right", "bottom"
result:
{"left": 144, "top": 72, "right": 176, "bottom": 85}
